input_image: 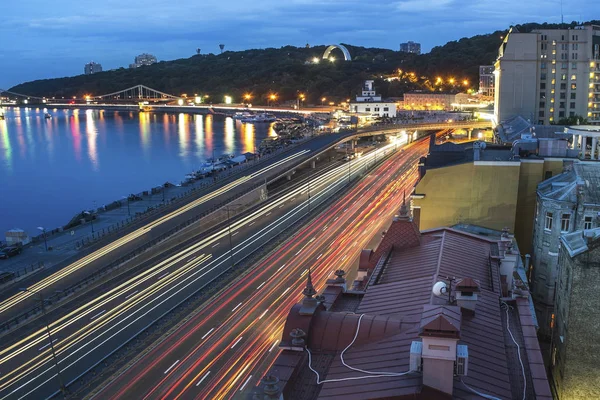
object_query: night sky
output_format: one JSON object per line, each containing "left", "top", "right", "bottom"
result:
{"left": 1, "top": 0, "right": 598, "bottom": 88}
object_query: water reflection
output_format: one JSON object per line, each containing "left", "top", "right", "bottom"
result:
{"left": 178, "top": 113, "right": 190, "bottom": 158}
{"left": 139, "top": 111, "right": 151, "bottom": 155}
{"left": 224, "top": 117, "right": 234, "bottom": 154}
{"left": 85, "top": 109, "right": 99, "bottom": 170}
{"left": 194, "top": 115, "right": 204, "bottom": 159}
{"left": 71, "top": 110, "right": 82, "bottom": 162}
{"left": 240, "top": 122, "right": 256, "bottom": 154}
{"left": 205, "top": 114, "right": 214, "bottom": 155}
{"left": 0, "top": 121, "right": 12, "bottom": 173}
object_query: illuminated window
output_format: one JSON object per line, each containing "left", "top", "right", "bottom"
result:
{"left": 571, "top": 74, "right": 577, "bottom": 81}
{"left": 561, "top": 214, "right": 570, "bottom": 232}
{"left": 545, "top": 212, "right": 554, "bottom": 231}
{"left": 571, "top": 83, "right": 577, "bottom": 90}
{"left": 550, "top": 313, "right": 555, "bottom": 329}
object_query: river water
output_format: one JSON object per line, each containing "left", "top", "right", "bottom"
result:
{"left": 0, "top": 107, "right": 276, "bottom": 236}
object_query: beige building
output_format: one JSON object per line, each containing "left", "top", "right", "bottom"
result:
{"left": 495, "top": 25, "right": 600, "bottom": 125}
{"left": 402, "top": 93, "right": 458, "bottom": 111}
{"left": 350, "top": 80, "right": 397, "bottom": 117}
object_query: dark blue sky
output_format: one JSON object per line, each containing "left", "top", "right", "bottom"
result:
{"left": 1, "top": 0, "right": 597, "bottom": 88}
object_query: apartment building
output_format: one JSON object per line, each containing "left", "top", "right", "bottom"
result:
{"left": 495, "top": 25, "right": 600, "bottom": 125}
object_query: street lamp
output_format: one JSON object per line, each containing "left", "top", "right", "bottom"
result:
{"left": 37, "top": 227, "right": 48, "bottom": 251}
{"left": 321, "top": 97, "right": 326, "bottom": 106}
{"left": 90, "top": 201, "right": 96, "bottom": 233}
{"left": 122, "top": 196, "right": 131, "bottom": 216}
{"left": 268, "top": 94, "right": 277, "bottom": 107}
{"left": 20, "top": 288, "right": 67, "bottom": 398}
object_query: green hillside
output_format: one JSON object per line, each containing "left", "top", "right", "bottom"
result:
{"left": 9, "top": 20, "right": 599, "bottom": 104}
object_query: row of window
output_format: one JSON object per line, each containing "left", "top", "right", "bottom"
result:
{"left": 540, "top": 34, "right": 579, "bottom": 42}
{"left": 544, "top": 212, "right": 594, "bottom": 232}
{"left": 363, "top": 107, "right": 389, "bottom": 112}
{"left": 539, "top": 102, "right": 577, "bottom": 109}
{"left": 540, "top": 83, "right": 577, "bottom": 90}
{"left": 541, "top": 62, "right": 578, "bottom": 69}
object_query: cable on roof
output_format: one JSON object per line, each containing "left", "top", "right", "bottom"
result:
{"left": 306, "top": 313, "right": 413, "bottom": 384}
{"left": 460, "top": 379, "right": 502, "bottom": 400}
{"left": 502, "top": 301, "right": 527, "bottom": 400}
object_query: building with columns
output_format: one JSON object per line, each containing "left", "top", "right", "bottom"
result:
{"left": 566, "top": 125, "right": 600, "bottom": 159}
{"left": 494, "top": 25, "right": 600, "bottom": 125}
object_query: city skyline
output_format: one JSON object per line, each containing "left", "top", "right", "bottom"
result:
{"left": 2, "top": 0, "right": 598, "bottom": 88}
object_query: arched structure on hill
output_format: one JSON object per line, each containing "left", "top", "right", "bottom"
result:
{"left": 322, "top": 44, "right": 351, "bottom": 61}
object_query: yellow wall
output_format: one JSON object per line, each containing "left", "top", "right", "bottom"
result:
{"left": 414, "top": 158, "right": 566, "bottom": 254}
{"left": 413, "top": 162, "right": 520, "bottom": 233}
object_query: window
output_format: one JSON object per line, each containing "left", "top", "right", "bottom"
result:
{"left": 584, "top": 216, "right": 593, "bottom": 230}
{"left": 571, "top": 83, "right": 577, "bottom": 90}
{"left": 561, "top": 214, "right": 570, "bottom": 232}
{"left": 550, "top": 313, "right": 555, "bottom": 329}
{"left": 560, "top": 92, "right": 566, "bottom": 99}
{"left": 570, "top": 111, "right": 575, "bottom": 117}
{"left": 540, "top": 83, "right": 546, "bottom": 90}
{"left": 572, "top": 53, "right": 578, "bottom": 60}
{"left": 570, "top": 102, "right": 576, "bottom": 109}
{"left": 383, "top": 107, "right": 389, "bottom": 111}
{"left": 541, "top": 73, "right": 547, "bottom": 80}
{"left": 561, "top": 74, "right": 567, "bottom": 80}
{"left": 365, "top": 107, "right": 371, "bottom": 112}
{"left": 572, "top": 62, "right": 577, "bottom": 69}
{"left": 540, "top": 92, "right": 546, "bottom": 99}
{"left": 539, "top": 111, "right": 545, "bottom": 117}
{"left": 572, "top": 43, "right": 579, "bottom": 50}
{"left": 545, "top": 212, "right": 554, "bottom": 231}
{"left": 559, "top": 102, "right": 565, "bottom": 109}
{"left": 571, "top": 74, "right": 577, "bottom": 80}
{"left": 570, "top": 92, "right": 576, "bottom": 99}
{"left": 572, "top": 34, "right": 578, "bottom": 41}
{"left": 541, "top": 62, "right": 547, "bottom": 69}
{"left": 539, "top": 102, "right": 546, "bottom": 108}
{"left": 562, "top": 62, "right": 568, "bottom": 69}
{"left": 559, "top": 111, "right": 565, "bottom": 118}
{"left": 560, "top": 83, "right": 567, "bottom": 90}
{"left": 374, "top": 107, "right": 380, "bottom": 112}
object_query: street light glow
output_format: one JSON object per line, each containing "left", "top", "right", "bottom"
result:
{"left": 224, "top": 96, "right": 232, "bottom": 104}
{"left": 177, "top": 99, "right": 184, "bottom": 106}
{"left": 312, "top": 57, "right": 320, "bottom": 64}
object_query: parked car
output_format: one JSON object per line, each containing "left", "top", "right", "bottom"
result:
{"left": 0, "top": 246, "right": 22, "bottom": 259}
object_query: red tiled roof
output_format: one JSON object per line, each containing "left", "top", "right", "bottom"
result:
{"left": 368, "top": 217, "right": 421, "bottom": 269}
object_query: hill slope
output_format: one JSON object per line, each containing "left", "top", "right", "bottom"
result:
{"left": 9, "top": 21, "right": 599, "bottom": 104}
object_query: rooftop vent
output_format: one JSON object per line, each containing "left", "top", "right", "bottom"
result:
{"left": 455, "top": 278, "right": 481, "bottom": 315}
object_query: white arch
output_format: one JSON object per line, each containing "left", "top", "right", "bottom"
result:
{"left": 322, "top": 44, "right": 351, "bottom": 61}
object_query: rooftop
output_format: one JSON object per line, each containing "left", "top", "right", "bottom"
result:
{"left": 495, "top": 116, "right": 569, "bottom": 144}
{"left": 537, "top": 162, "right": 600, "bottom": 205}
{"left": 424, "top": 140, "right": 515, "bottom": 169}
{"left": 560, "top": 227, "right": 600, "bottom": 257}
{"left": 256, "top": 212, "right": 551, "bottom": 400}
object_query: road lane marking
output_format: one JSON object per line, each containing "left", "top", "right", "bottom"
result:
{"left": 232, "top": 231, "right": 239, "bottom": 236}
{"left": 248, "top": 221, "right": 255, "bottom": 226}
{"left": 317, "top": 253, "right": 323, "bottom": 260}
{"left": 38, "top": 339, "right": 57, "bottom": 351}
{"left": 201, "top": 328, "right": 214, "bottom": 340}
{"left": 231, "top": 302, "right": 243, "bottom": 312}
{"left": 269, "top": 340, "right": 279, "bottom": 352}
{"left": 212, "top": 242, "right": 220, "bottom": 248}
{"left": 256, "top": 281, "right": 266, "bottom": 290}
{"left": 196, "top": 371, "right": 211, "bottom": 386}
{"left": 295, "top": 249, "right": 302, "bottom": 256}
{"left": 266, "top": 212, "right": 271, "bottom": 216}
{"left": 157, "top": 272, "right": 170, "bottom": 280}
{"left": 90, "top": 310, "right": 106, "bottom": 320}
{"left": 334, "top": 216, "right": 339, "bottom": 221}
{"left": 310, "top": 237, "right": 316, "bottom": 242}
{"left": 164, "top": 360, "right": 179, "bottom": 374}
{"left": 279, "top": 204, "right": 285, "bottom": 209}
{"left": 187, "top": 256, "right": 198, "bottom": 262}
{"left": 277, "top": 264, "right": 285, "bottom": 272}
{"left": 231, "top": 337, "right": 243, "bottom": 349}
{"left": 259, "top": 309, "right": 269, "bottom": 319}
{"left": 240, "top": 375, "right": 253, "bottom": 391}
{"left": 125, "top": 290, "right": 138, "bottom": 299}
{"left": 322, "top": 225, "right": 328, "bottom": 231}
{"left": 300, "top": 269, "right": 308, "bottom": 278}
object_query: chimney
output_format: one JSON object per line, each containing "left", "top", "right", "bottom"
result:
{"left": 260, "top": 374, "right": 283, "bottom": 400}
{"left": 499, "top": 243, "right": 518, "bottom": 296}
{"left": 455, "top": 278, "right": 481, "bottom": 315}
{"left": 419, "top": 305, "right": 462, "bottom": 396}
{"left": 473, "top": 141, "right": 482, "bottom": 161}
{"left": 289, "top": 328, "right": 306, "bottom": 350}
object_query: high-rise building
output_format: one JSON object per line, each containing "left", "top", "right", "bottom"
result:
{"left": 400, "top": 41, "right": 421, "bottom": 54}
{"left": 479, "top": 65, "right": 495, "bottom": 97}
{"left": 129, "top": 53, "right": 157, "bottom": 68}
{"left": 84, "top": 61, "right": 102, "bottom": 75}
{"left": 494, "top": 25, "right": 600, "bottom": 125}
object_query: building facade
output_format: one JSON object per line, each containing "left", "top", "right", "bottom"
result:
{"left": 495, "top": 25, "right": 600, "bottom": 125}
{"left": 479, "top": 65, "right": 495, "bottom": 97}
{"left": 400, "top": 41, "right": 421, "bottom": 54}
{"left": 552, "top": 228, "right": 600, "bottom": 399}
{"left": 129, "top": 53, "right": 157, "bottom": 68}
{"left": 402, "top": 93, "right": 458, "bottom": 111}
{"left": 566, "top": 125, "right": 600, "bottom": 159}
{"left": 350, "top": 80, "right": 397, "bottom": 117}
{"left": 84, "top": 61, "right": 102, "bottom": 75}
{"left": 531, "top": 162, "right": 600, "bottom": 338}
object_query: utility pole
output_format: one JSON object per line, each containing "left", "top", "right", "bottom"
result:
{"left": 22, "top": 289, "right": 67, "bottom": 398}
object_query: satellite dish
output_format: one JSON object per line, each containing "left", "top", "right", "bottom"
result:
{"left": 432, "top": 281, "right": 448, "bottom": 296}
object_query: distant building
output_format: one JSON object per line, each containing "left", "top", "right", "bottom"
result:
{"left": 402, "top": 93, "right": 458, "bottom": 111}
{"left": 129, "top": 53, "right": 157, "bottom": 68}
{"left": 494, "top": 25, "right": 600, "bottom": 125}
{"left": 479, "top": 65, "right": 495, "bottom": 97}
{"left": 252, "top": 204, "right": 551, "bottom": 399}
{"left": 531, "top": 162, "right": 600, "bottom": 338}
{"left": 84, "top": 61, "right": 102, "bottom": 75}
{"left": 350, "top": 80, "right": 397, "bottom": 118}
{"left": 552, "top": 227, "right": 600, "bottom": 399}
{"left": 400, "top": 41, "right": 421, "bottom": 54}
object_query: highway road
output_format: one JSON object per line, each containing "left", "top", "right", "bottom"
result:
{"left": 0, "top": 135, "right": 408, "bottom": 399}
{"left": 0, "top": 133, "right": 353, "bottom": 325}
{"left": 89, "top": 136, "right": 430, "bottom": 400}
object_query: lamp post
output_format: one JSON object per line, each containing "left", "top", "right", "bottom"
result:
{"left": 91, "top": 201, "right": 96, "bottom": 233}
{"left": 37, "top": 227, "right": 48, "bottom": 251}
{"left": 20, "top": 288, "right": 67, "bottom": 398}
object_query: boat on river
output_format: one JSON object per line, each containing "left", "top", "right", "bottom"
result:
{"left": 241, "top": 113, "right": 277, "bottom": 123}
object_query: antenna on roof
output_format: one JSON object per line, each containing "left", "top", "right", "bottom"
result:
{"left": 560, "top": 0, "right": 564, "bottom": 24}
